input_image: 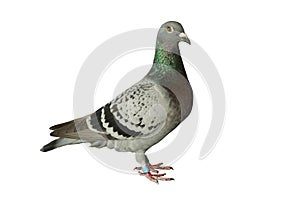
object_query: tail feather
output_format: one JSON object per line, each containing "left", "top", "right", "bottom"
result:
{"left": 49, "top": 116, "right": 90, "bottom": 138}
{"left": 40, "top": 138, "right": 83, "bottom": 152}
{"left": 42, "top": 115, "right": 108, "bottom": 152}
{"left": 49, "top": 120, "right": 74, "bottom": 130}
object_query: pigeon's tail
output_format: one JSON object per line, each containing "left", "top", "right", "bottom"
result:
{"left": 40, "top": 138, "right": 83, "bottom": 152}
{"left": 41, "top": 114, "right": 109, "bottom": 152}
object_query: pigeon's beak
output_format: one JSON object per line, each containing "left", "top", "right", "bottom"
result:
{"left": 179, "top": 32, "right": 191, "bottom": 44}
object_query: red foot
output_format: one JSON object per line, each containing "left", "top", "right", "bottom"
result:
{"left": 138, "top": 172, "right": 174, "bottom": 184}
{"left": 134, "top": 162, "right": 174, "bottom": 173}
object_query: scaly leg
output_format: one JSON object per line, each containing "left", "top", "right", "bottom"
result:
{"left": 134, "top": 153, "right": 174, "bottom": 183}
{"left": 138, "top": 171, "right": 174, "bottom": 184}
{"left": 134, "top": 162, "right": 174, "bottom": 173}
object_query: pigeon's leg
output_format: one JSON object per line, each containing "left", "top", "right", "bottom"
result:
{"left": 148, "top": 162, "right": 174, "bottom": 171}
{"left": 134, "top": 152, "right": 158, "bottom": 173}
{"left": 138, "top": 171, "right": 174, "bottom": 183}
{"left": 134, "top": 153, "right": 173, "bottom": 172}
{"left": 134, "top": 152, "right": 174, "bottom": 183}
{"left": 134, "top": 163, "right": 173, "bottom": 172}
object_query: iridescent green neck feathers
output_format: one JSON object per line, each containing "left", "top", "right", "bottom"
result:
{"left": 151, "top": 45, "right": 187, "bottom": 79}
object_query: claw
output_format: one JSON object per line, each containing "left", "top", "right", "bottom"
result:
{"left": 134, "top": 162, "right": 173, "bottom": 172}
{"left": 139, "top": 172, "right": 174, "bottom": 183}
{"left": 157, "top": 177, "right": 174, "bottom": 181}
{"left": 134, "top": 162, "right": 175, "bottom": 183}
{"left": 134, "top": 166, "right": 141, "bottom": 171}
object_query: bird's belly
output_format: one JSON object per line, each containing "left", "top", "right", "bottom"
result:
{"left": 106, "top": 138, "right": 155, "bottom": 152}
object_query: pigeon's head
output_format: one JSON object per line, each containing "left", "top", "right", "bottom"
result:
{"left": 156, "top": 21, "right": 190, "bottom": 51}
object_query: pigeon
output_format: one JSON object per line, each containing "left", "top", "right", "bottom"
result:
{"left": 41, "top": 21, "right": 193, "bottom": 183}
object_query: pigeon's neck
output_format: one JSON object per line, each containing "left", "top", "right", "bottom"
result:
{"left": 150, "top": 45, "right": 188, "bottom": 79}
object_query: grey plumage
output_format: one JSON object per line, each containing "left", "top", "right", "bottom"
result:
{"left": 41, "top": 21, "right": 193, "bottom": 182}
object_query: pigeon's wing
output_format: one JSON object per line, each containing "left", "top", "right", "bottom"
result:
{"left": 86, "top": 80, "right": 170, "bottom": 140}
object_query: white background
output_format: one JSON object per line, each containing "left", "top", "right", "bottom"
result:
{"left": 1, "top": 0, "right": 300, "bottom": 199}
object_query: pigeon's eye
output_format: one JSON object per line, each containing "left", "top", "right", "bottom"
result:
{"left": 166, "top": 26, "right": 174, "bottom": 33}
